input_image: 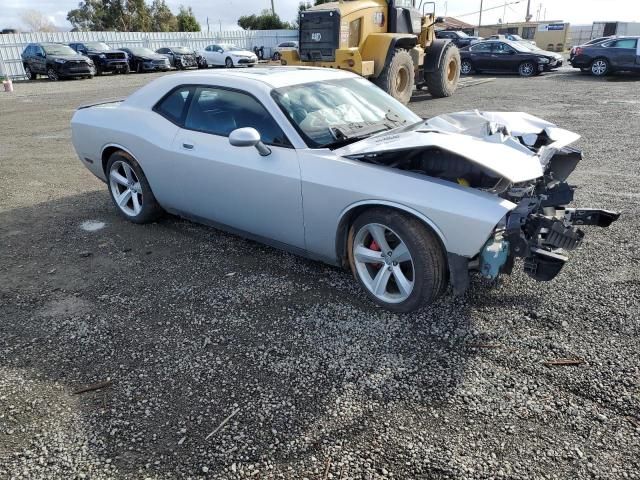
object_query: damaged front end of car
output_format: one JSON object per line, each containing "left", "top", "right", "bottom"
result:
{"left": 338, "top": 111, "right": 620, "bottom": 292}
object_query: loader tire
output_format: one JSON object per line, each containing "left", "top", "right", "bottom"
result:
{"left": 425, "top": 43, "right": 460, "bottom": 98}
{"left": 374, "top": 49, "right": 414, "bottom": 105}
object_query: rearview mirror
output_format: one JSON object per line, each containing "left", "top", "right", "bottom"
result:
{"left": 229, "top": 128, "right": 271, "bottom": 156}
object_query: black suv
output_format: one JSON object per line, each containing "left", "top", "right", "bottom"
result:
{"left": 21, "top": 43, "right": 95, "bottom": 81}
{"left": 69, "top": 42, "right": 129, "bottom": 75}
{"left": 435, "top": 30, "right": 483, "bottom": 48}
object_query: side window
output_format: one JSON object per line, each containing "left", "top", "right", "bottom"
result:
{"left": 470, "top": 43, "right": 492, "bottom": 52}
{"left": 493, "top": 43, "right": 514, "bottom": 54}
{"left": 153, "top": 86, "right": 193, "bottom": 125}
{"left": 185, "top": 87, "right": 290, "bottom": 147}
{"left": 612, "top": 39, "right": 637, "bottom": 49}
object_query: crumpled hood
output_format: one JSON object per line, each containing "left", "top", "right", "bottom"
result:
{"left": 335, "top": 111, "right": 580, "bottom": 183}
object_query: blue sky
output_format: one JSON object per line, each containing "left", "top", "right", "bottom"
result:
{"left": 4, "top": 0, "right": 640, "bottom": 31}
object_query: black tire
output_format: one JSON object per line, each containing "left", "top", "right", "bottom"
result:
{"left": 106, "top": 151, "right": 163, "bottom": 224}
{"left": 47, "top": 67, "right": 59, "bottom": 81}
{"left": 590, "top": 58, "right": 609, "bottom": 77}
{"left": 272, "top": 52, "right": 281, "bottom": 61}
{"left": 518, "top": 61, "right": 536, "bottom": 77}
{"left": 425, "top": 43, "right": 461, "bottom": 97}
{"left": 225, "top": 57, "right": 234, "bottom": 68}
{"left": 347, "top": 208, "right": 448, "bottom": 313}
{"left": 24, "top": 64, "right": 37, "bottom": 80}
{"left": 460, "top": 59, "right": 473, "bottom": 75}
{"left": 136, "top": 61, "right": 143, "bottom": 73}
{"left": 95, "top": 65, "right": 102, "bottom": 76}
{"left": 373, "top": 49, "right": 414, "bottom": 105}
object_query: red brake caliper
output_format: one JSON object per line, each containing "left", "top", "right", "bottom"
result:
{"left": 369, "top": 239, "right": 382, "bottom": 269}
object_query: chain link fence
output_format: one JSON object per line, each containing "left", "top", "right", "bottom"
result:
{"left": 0, "top": 30, "right": 298, "bottom": 80}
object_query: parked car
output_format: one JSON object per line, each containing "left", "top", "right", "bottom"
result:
{"left": 271, "top": 41, "right": 299, "bottom": 61}
{"left": 21, "top": 43, "right": 95, "bottom": 81}
{"left": 460, "top": 40, "right": 555, "bottom": 76}
{"left": 487, "top": 34, "right": 536, "bottom": 46}
{"left": 156, "top": 46, "right": 198, "bottom": 69}
{"left": 69, "top": 42, "right": 129, "bottom": 75}
{"left": 70, "top": 68, "right": 618, "bottom": 312}
{"left": 435, "top": 30, "right": 482, "bottom": 49}
{"left": 569, "top": 36, "right": 613, "bottom": 59}
{"left": 120, "top": 47, "right": 170, "bottom": 73}
{"left": 198, "top": 44, "right": 258, "bottom": 68}
{"left": 569, "top": 36, "right": 639, "bottom": 76}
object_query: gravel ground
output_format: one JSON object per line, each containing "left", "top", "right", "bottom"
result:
{"left": 0, "top": 67, "right": 639, "bottom": 479}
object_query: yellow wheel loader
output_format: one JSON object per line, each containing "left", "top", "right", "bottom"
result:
{"left": 280, "top": 0, "right": 460, "bottom": 104}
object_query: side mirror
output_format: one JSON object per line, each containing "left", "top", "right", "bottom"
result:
{"left": 435, "top": 16, "right": 445, "bottom": 24}
{"left": 228, "top": 128, "right": 271, "bottom": 156}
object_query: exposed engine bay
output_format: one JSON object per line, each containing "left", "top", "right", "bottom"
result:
{"left": 337, "top": 111, "right": 620, "bottom": 290}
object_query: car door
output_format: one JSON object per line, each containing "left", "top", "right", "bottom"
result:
{"left": 169, "top": 86, "right": 305, "bottom": 249}
{"left": 32, "top": 45, "right": 47, "bottom": 73}
{"left": 491, "top": 42, "right": 519, "bottom": 71}
{"left": 468, "top": 42, "right": 494, "bottom": 69}
{"left": 204, "top": 45, "right": 222, "bottom": 65}
{"left": 607, "top": 38, "right": 638, "bottom": 68}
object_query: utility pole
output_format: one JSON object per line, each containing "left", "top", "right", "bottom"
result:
{"left": 271, "top": 0, "right": 275, "bottom": 15}
{"left": 525, "top": 0, "right": 532, "bottom": 21}
{"left": 478, "top": 0, "right": 483, "bottom": 31}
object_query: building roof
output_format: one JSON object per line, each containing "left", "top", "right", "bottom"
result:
{"left": 437, "top": 17, "right": 475, "bottom": 30}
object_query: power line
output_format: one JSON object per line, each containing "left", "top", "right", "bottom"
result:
{"left": 456, "top": 0, "right": 523, "bottom": 20}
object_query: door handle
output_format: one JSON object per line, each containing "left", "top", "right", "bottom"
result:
{"left": 182, "top": 143, "right": 194, "bottom": 150}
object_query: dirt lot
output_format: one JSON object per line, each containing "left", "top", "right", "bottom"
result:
{"left": 1, "top": 68, "right": 639, "bottom": 479}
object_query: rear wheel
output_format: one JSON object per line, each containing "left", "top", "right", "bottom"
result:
{"left": 106, "top": 151, "right": 163, "bottom": 224}
{"left": 347, "top": 209, "right": 448, "bottom": 312}
{"left": 591, "top": 58, "right": 609, "bottom": 76}
{"left": 24, "top": 64, "right": 37, "bottom": 80}
{"left": 460, "top": 59, "right": 473, "bottom": 75}
{"left": 425, "top": 43, "right": 460, "bottom": 97}
{"left": 374, "top": 49, "right": 414, "bottom": 105}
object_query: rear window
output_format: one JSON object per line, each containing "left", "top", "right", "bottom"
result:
{"left": 154, "top": 87, "right": 193, "bottom": 125}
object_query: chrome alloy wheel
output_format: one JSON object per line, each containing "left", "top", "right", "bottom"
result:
{"left": 109, "top": 160, "right": 143, "bottom": 217}
{"left": 591, "top": 59, "right": 608, "bottom": 76}
{"left": 461, "top": 60, "right": 472, "bottom": 75}
{"left": 519, "top": 62, "right": 534, "bottom": 76}
{"left": 353, "top": 223, "right": 415, "bottom": 304}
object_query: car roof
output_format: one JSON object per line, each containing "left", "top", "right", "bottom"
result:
{"left": 174, "top": 66, "right": 358, "bottom": 88}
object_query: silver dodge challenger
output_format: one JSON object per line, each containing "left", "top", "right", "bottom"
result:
{"left": 71, "top": 67, "right": 619, "bottom": 312}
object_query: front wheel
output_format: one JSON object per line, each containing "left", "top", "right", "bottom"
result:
{"left": 347, "top": 209, "right": 448, "bottom": 313}
{"left": 518, "top": 61, "right": 536, "bottom": 77}
{"left": 47, "top": 68, "right": 59, "bottom": 81}
{"left": 106, "top": 152, "right": 163, "bottom": 224}
{"left": 373, "top": 49, "right": 414, "bottom": 105}
{"left": 591, "top": 58, "right": 609, "bottom": 76}
{"left": 225, "top": 57, "right": 234, "bottom": 68}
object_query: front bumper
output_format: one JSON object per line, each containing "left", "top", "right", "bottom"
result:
{"left": 475, "top": 147, "right": 619, "bottom": 284}
{"left": 98, "top": 60, "right": 129, "bottom": 72}
{"left": 142, "top": 60, "right": 170, "bottom": 71}
{"left": 236, "top": 57, "right": 257, "bottom": 66}
{"left": 56, "top": 61, "right": 95, "bottom": 77}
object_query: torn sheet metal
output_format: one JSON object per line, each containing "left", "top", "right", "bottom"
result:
{"left": 336, "top": 111, "right": 581, "bottom": 183}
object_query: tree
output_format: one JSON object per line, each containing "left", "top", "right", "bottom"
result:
{"left": 125, "top": 0, "right": 152, "bottom": 31}
{"left": 150, "top": 0, "right": 177, "bottom": 31}
{"left": 21, "top": 9, "right": 57, "bottom": 32}
{"left": 176, "top": 6, "right": 200, "bottom": 32}
{"left": 237, "top": 9, "right": 293, "bottom": 30}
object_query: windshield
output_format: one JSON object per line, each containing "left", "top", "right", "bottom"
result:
{"left": 85, "top": 42, "right": 111, "bottom": 51}
{"left": 128, "top": 47, "right": 156, "bottom": 56}
{"left": 43, "top": 44, "right": 77, "bottom": 56}
{"left": 272, "top": 78, "right": 421, "bottom": 148}
{"left": 172, "top": 47, "right": 192, "bottom": 54}
{"left": 510, "top": 34, "right": 524, "bottom": 41}
{"left": 457, "top": 31, "right": 470, "bottom": 38}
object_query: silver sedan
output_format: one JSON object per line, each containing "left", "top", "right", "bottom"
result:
{"left": 71, "top": 67, "right": 618, "bottom": 312}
